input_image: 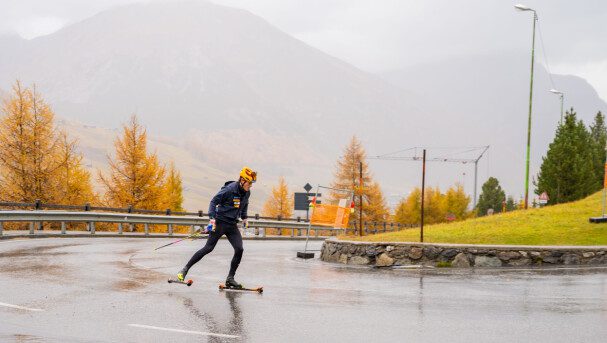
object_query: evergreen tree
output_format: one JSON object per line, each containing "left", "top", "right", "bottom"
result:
{"left": 535, "top": 108, "right": 595, "bottom": 204}
{"left": 331, "top": 136, "right": 389, "bottom": 224}
{"left": 589, "top": 111, "right": 606, "bottom": 191}
{"left": 99, "top": 115, "right": 166, "bottom": 209}
{"left": 505, "top": 196, "right": 517, "bottom": 212}
{"left": 476, "top": 177, "right": 505, "bottom": 216}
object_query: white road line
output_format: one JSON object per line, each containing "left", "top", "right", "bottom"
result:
{"left": 128, "top": 324, "right": 239, "bottom": 339}
{"left": 0, "top": 302, "right": 44, "bottom": 312}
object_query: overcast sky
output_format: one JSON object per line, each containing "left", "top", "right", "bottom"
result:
{"left": 1, "top": 0, "right": 606, "bottom": 99}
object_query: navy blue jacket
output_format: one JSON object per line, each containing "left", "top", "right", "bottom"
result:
{"left": 208, "top": 181, "right": 250, "bottom": 224}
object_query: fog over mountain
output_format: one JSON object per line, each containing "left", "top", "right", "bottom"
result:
{"left": 1, "top": 0, "right": 605, "bottom": 208}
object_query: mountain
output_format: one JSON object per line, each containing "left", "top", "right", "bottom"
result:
{"left": 1, "top": 1, "right": 605, "bottom": 207}
{"left": 0, "top": 0, "right": 430, "bottom": 201}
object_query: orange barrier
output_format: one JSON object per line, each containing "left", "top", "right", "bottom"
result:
{"left": 310, "top": 203, "right": 351, "bottom": 228}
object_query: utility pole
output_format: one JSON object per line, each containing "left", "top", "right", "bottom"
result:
{"left": 359, "top": 161, "right": 363, "bottom": 236}
{"left": 421, "top": 149, "right": 426, "bottom": 243}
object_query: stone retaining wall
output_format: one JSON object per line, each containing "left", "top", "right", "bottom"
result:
{"left": 320, "top": 238, "right": 607, "bottom": 267}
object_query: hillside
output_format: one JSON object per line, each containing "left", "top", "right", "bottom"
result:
{"left": 56, "top": 118, "right": 270, "bottom": 213}
{"left": 350, "top": 191, "right": 607, "bottom": 245}
{"left": 1, "top": 1, "right": 606, "bottom": 202}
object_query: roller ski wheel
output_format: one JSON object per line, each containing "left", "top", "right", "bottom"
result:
{"left": 218, "top": 283, "right": 263, "bottom": 293}
{"left": 168, "top": 278, "right": 193, "bottom": 286}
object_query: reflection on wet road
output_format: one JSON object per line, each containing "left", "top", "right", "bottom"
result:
{"left": 0, "top": 238, "right": 606, "bottom": 342}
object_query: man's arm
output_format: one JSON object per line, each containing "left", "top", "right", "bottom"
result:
{"left": 240, "top": 198, "right": 249, "bottom": 220}
{"left": 208, "top": 187, "right": 228, "bottom": 219}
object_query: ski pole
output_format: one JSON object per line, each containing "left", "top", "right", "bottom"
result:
{"left": 154, "top": 231, "right": 205, "bottom": 251}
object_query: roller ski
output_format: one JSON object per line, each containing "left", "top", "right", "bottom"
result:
{"left": 168, "top": 267, "right": 193, "bottom": 286}
{"left": 219, "top": 276, "right": 263, "bottom": 293}
{"left": 168, "top": 278, "right": 193, "bottom": 286}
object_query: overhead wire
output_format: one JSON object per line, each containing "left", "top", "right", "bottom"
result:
{"left": 536, "top": 15, "right": 557, "bottom": 90}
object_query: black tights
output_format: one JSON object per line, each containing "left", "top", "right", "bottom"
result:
{"left": 185, "top": 221, "right": 244, "bottom": 277}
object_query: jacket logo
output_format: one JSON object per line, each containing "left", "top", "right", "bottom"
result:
{"left": 233, "top": 196, "right": 240, "bottom": 208}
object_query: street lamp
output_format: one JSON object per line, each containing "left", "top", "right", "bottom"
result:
{"left": 549, "top": 89, "right": 564, "bottom": 124}
{"left": 515, "top": 3, "right": 537, "bottom": 210}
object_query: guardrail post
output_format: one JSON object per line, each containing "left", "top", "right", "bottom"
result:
{"left": 61, "top": 221, "right": 66, "bottom": 234}
{"left": 315, "top": 228, "right": 319, "bottom": 238}
{"left": 166, "top": 209, "right": 173, "bottom": 236}
{"left": 90, "top": 221, "right": 96, "bottom": 234}
{"left": 144, "top": 223, "right": 149, "bottom": 236}
{"left": 291, "top": 228, "right": 294, "bottom": 237}
{"left": 0, "top": 221, "right": 3, "bottom": 236}
{"left": 262, "top": 227, "right": 266, "bottom": 237}
{"left": 383, "top": 222, "right": 387, "bottom": 233}
{"left": 36, "top": 221, "right": 42, "bottom": 231}
{"left": 29, "top": 222, "right": 34, "bottom": 235}
{"left": 190, "top": 225, "right": 195, "bottom": 235}
{"left": 118, "top": 223, "right": 123, "bottom": 235}
{"left": 129, "top": 223, "right": 134, "bottom": 232}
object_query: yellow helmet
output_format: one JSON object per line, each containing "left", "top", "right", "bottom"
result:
{"left": 239, "top": 167, "right": 257, "bottom": 183}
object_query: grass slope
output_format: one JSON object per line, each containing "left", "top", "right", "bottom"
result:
{"left": 344, "top": 191, "right": 607, "bottom": 245}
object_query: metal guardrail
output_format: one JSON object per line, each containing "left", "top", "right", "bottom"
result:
{"left": 0, "top": 200, "right": 313, "bottom": 223}
{"left": 0, "top": 210, "right": 353, "bottom": 237}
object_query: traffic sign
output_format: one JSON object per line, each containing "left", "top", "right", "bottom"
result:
{"left": 539, "top": 192, "right": 549, "bottom": 205}
{"left": 303, "top": 183, "right": 313, "bottom": 193}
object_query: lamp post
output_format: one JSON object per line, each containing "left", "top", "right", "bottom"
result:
{"left": 549, "top": 89, "right": 564, "bottom": 124}
{"left": 515, "top": 3, "right": 537, "bottom": 210}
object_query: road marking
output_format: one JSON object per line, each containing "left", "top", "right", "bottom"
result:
{"left": 128, "top": 324, "right": 239, "bottom": 339}
{"left": 0, "top": 302, "right": 44, "bottom": 312}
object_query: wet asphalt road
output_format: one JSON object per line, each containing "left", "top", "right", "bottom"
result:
{"left": 0, "top": 237, "right": 606, "bottom": 342}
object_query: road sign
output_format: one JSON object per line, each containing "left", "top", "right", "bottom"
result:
{"left": 539, "top": 192, "right": 549, "bottom": 205}
{"left": 294, "top": 193, "right": 309, "bottom": 210}
{"left": 304, "top": 183, "right": 313, "bottom": 193}
{"left": 294, "top": 192, "right": 321, "bottom": 210}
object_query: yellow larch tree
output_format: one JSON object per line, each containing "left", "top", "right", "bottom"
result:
{"left": 394, "top": 188, "right": 422, "bottom": 224}
{"left": 162, "top": 161, "right": 184, "bottom": 212}
{"left": 394, "top": 184, "right": 472, "bottom": 226}
{"left": 99, "top": 115, "right": 166, "bottom": 210}
{"left": 262, "top": 177, "right": 293, "bottom": 235}
{"left": 55, "top": 131, "right": 96, "bottom": 205}
{"left": 331, "top": 136, "right": 389, "bottom": 227}
{"left": 0, "top": 81, "right": 34, "bottom": 201}
{"left": 443, "top": 183, "right": 471, "bottom": 221}
{"left": 0, "top": 81, "right": 92, "bottom": 204}
{"left": 29, "top": 85, "right": 60, "bottom": 202}
{"left": 262, "top": 176, "right": 293, "bottom": 218}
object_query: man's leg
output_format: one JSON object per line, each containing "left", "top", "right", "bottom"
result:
{"left": 183, "top": 226, "right": 223, "bottom": 271}
{"left": 225, "top": 225, "right": 244, "bottom": 278}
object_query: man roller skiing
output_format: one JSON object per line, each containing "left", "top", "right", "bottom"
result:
{"left": 177, "top": 167, "right": 256, "bottom": 289}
